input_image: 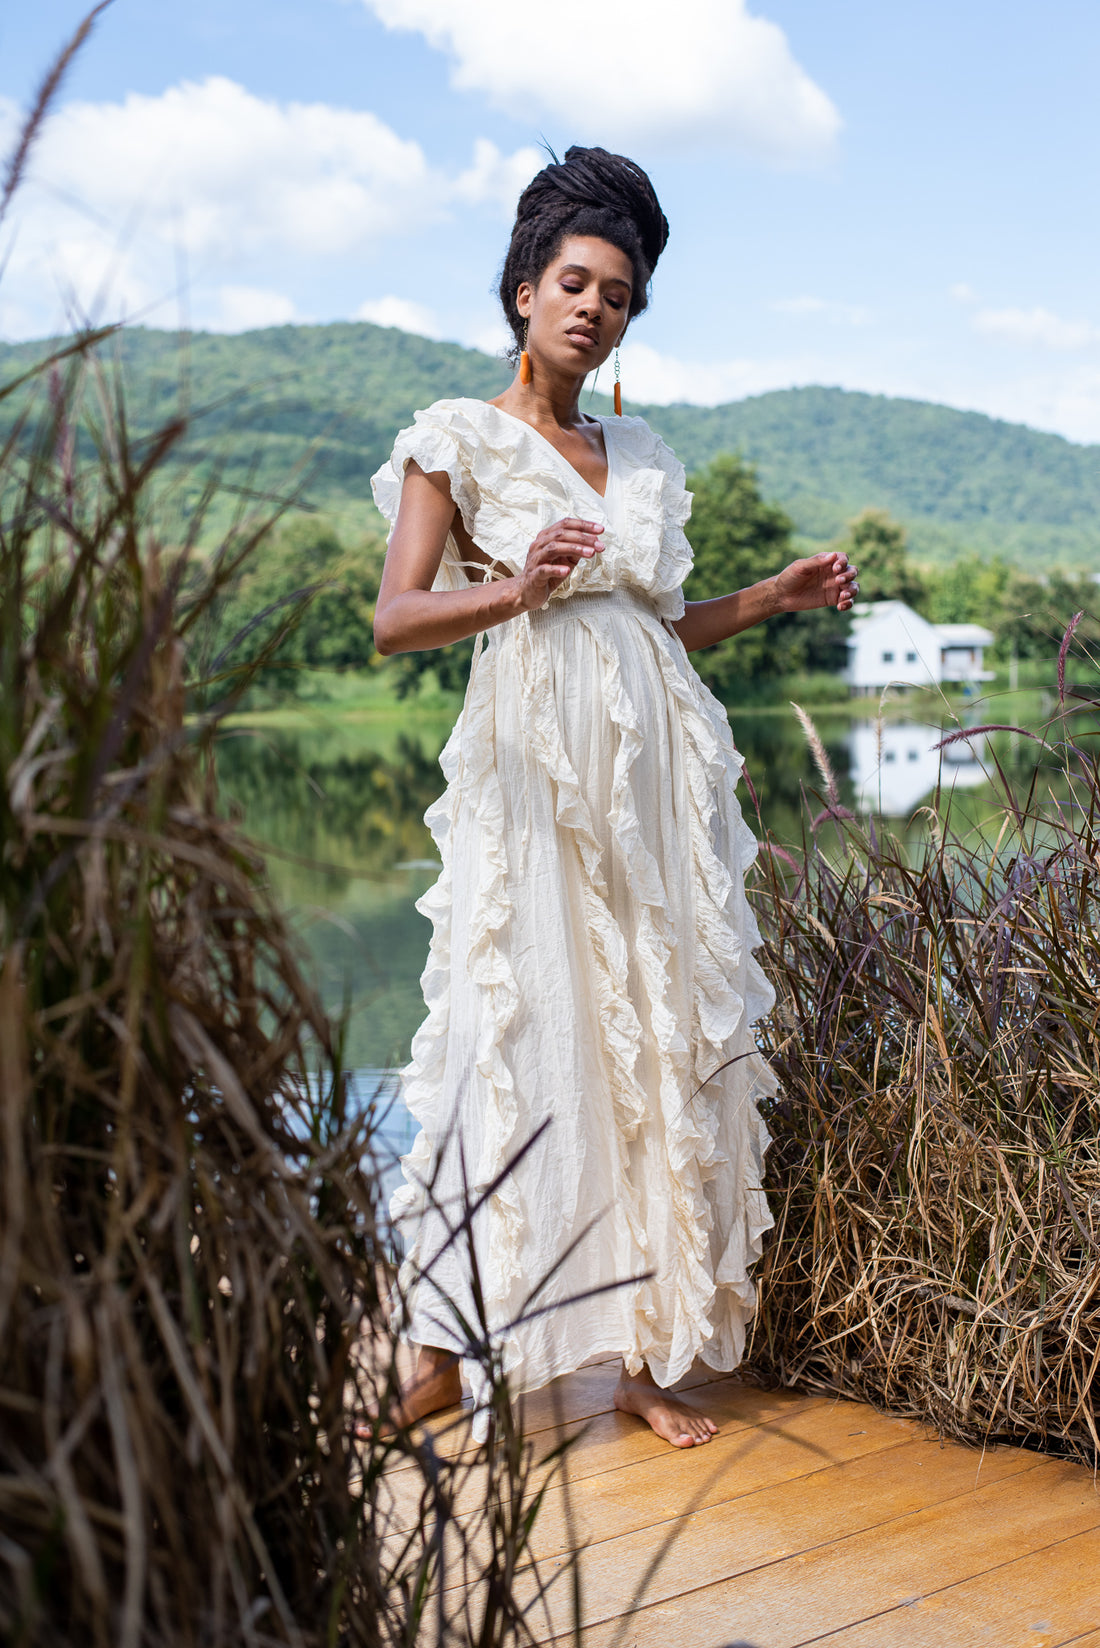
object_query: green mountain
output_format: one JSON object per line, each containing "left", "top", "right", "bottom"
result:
{"left": 3, "top": 321, "right": 1098, "bottom": 568}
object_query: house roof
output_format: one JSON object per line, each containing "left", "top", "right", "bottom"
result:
{"left": 937, "top": 622, "right": 996, "bottom": 646}
{"left": 849, "top": 603, "right": 995, "bottom": 649}
{"left": 849, "top": 600, "right": 917, "bottom": 626}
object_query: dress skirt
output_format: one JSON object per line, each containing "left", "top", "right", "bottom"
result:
{"left": 390, "top": 584, "right": 776, "bottom": 1437}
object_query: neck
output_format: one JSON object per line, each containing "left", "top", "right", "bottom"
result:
{"left": 494, "top": 358, "right": 591, "bottom": 429}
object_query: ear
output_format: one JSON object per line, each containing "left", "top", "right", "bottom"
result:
{"left": 516, "top": 281, "right": 534, "bottom": 319}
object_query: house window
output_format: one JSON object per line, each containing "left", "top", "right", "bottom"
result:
{"left": 905, "top": 651, "right": 918, "bottom": 663}
{"left": 908, "top": 749, "right": 919, "bottom": 761}
{"left": 884, "top": 750, "right": 897, "bottom": 763}
{"left": 882, "top": 650, "right": 894, "bottom": 663}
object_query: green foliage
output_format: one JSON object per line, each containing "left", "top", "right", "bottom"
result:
{"left": 204, "top": 514, "right": 386, "bottom": 701}
{"left": 919, "top": 555, "right": 1100, "bottom": 664}
{"left": 921, "top": 552, "right": 1013, "bottom": 626}
{"left": 389, "top": 634, "right": 478, "bottom": 700}
{"left": 681, "top": 453, "right": 851, "bottom": 699}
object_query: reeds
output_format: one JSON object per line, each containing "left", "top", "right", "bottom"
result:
{"left": 745, "top": 685, "right": 1100, "bottom": 1464}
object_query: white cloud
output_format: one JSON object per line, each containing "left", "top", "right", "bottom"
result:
{"left": 599, "top": 340, "right": 822, "bottom": 406}
{"left": 0, "top": 79, "right": 536, "bottom": 338}
{"left": 21, "top": 78, "right": 438, "bottom": 258}
{"left": 214, "top": 286, "right": 300, "bottom": 331}
{"left": 361, "top": 0, "right": 840, "bottom": 160}
{"left": 950, "top": 282, "right": 978, "bottom": 304}
{"left": 771, "top": 295, "right": 872, "bottom": 326}
{"left": 453, "top": 138, "right": 541, "bottom": 211}
{"left": 974, "top": 305, "right": 1100, "bottom": 351}
{"left": 465, "top": 317, "right": 512, "bottom": 357}
{"left": 356, "top": 294, "right": 441, "bottom": 336}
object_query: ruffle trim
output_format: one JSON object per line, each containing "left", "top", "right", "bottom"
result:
{"left": 576, "top": 608, "right": 776, "bottom": 1384}
{"left": 388, "top": 637, "right": 524, "bottom": 1428}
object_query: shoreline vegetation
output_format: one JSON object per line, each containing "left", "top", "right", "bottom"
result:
{"left": 3, "top": 15, "right": 1100, "bottom": 1643}
{"left": 745, "top": 682, "right": 1100, "bottom": 1468}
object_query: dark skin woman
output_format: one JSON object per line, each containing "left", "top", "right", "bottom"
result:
{"left": 374, "top": 165, "right": 857, "bottom": 1449}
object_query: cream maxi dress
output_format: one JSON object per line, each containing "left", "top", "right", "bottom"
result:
{"left": 372, "top": 399, "right": 776, "bottom": 1437}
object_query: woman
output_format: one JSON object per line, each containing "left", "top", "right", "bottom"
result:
{"left": 372, "top": 146, "right": 857, "bottom": 1448}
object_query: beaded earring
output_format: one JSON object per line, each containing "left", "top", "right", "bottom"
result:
{"left": 613, "top": 345, "right": 622, "bottom": 416}
{"left": 519, "top": 319, "right": 532, "bottom": 385}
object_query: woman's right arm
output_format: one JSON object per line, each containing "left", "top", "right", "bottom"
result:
{"left": 373, "top": 461, "right": 604, "bottom": 655}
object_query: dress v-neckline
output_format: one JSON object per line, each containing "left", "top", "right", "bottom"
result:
{"left": 483, "top": 401, "right": 613, "bottom": 503}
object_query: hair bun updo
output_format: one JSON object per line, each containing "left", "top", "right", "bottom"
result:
{"left": 497, "top": 145, "right": 669, "bottom": 359}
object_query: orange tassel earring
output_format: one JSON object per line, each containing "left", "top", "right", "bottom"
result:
{"left": 519, "top": 319, "right": 532, "bottom": 385}
{"left": 613, "top": 345, "right": 622, "bottom": 416}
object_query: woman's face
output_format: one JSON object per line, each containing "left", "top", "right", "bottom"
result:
{"left": 517, "top": 236, "right": 634, "bottom": 378}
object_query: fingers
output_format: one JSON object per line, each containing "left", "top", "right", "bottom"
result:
{"left": 531, "top": 518, "right": 605, "bottom": 560}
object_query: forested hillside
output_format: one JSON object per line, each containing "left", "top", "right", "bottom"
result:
{"left": 3, "top": 321, "right": 1099, "bottom": 568}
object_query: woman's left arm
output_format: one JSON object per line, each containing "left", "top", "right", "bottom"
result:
{"left": 671, "top": 551, "right": 859, "bottom": 653}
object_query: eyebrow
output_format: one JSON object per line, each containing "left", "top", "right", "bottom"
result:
{"left": 559, "top": 262, "right": 632, "bottom": 289}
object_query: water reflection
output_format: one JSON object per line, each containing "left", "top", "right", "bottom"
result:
{"left": 216, "top": 710, "right": 848, "bottom": 1068}
{"left": 216, "top": 722, "right": 450, "bottom": 1069}
{"left": 848, "top": 720, "right": 990, "bottom": 815}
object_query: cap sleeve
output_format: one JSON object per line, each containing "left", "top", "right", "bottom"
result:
{"left": 371, "top": 402, "right": 481, "bottom": 593}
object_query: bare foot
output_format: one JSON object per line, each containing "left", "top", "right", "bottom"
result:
{"left": 613, "top": 1366, "right": 719, "bottom": 1448}
{"left": 358, "top": 1346, "right": 463, "bottom": 1437}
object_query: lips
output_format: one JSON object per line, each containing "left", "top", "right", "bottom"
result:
{"left": 565, "top": 328, "right": 598, "bottom": 349}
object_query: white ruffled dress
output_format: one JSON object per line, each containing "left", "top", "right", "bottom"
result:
{"left": 372, "top": 399, "right": 776, "bottom": 1435}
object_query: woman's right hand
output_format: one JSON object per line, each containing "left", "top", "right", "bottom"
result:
{"left": 516, "top": 517, "right": 604, "bottom": 610}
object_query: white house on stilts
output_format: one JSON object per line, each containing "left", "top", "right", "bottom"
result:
{"left": 846, "top": 600, "right": 996, "bottom": 695}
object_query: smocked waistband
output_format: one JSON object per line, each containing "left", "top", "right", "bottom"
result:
{"left": 526, "top": 585, "right": 658, "bottom": 627}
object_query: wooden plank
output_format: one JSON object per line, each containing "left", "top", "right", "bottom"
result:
{"left": 521, "top": 1397, "right": 919, "bottom": 1565}
{"left": 534, "top": 1380, "right": 823, "bottom": 1488}
{"left": 438, "top": 1395, "right": 919, "bottom": 1574}
{"left": 381, "top": 1381, "right": 827, "bottom": 1537}
{"left": 812, "top": 1523, "right": 1100, "bottom": 1646}
{"left": 558, "top": 1453, "right": 1100, "bottom": 1648}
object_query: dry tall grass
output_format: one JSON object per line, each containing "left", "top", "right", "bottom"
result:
{"left": 0, "top": 17, "right": 582, "bottom": 1642}
{"left": 746, "top": 681, "right": 1100, "bottom": 1464}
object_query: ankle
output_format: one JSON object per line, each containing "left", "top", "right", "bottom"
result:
{"left": 415, "top": 1345, "right": 459, "bottom": 1382}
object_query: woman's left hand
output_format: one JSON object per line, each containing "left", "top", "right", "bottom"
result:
{"left": 774, "top": 552, "right": 859, "bottom": 614}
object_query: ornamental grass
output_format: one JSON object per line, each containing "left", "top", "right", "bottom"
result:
{"left": 746, "top": 674, "right": 1100, "bottom": 1465}
{"left": 0, "top": 17, "right": 581, "bottom": 1643}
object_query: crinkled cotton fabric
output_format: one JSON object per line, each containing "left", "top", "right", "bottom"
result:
{"left": 371, "top": 399, "right": 776, "bottom": 1440}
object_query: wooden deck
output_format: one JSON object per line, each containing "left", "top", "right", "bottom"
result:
{"left": 402, "top": 1358, "right": 1100, "bottom": 1647}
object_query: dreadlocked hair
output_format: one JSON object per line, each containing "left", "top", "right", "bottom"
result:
{"left": 497, "top": 145, "right": 669, "bottom": 361}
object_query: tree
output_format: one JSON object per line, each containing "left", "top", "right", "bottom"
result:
{"left": 921, "top": 555, "right": 1098, "bottom": 666}
{"left": 208, "top": 516, "right": 386, "bottom": 698}
{"left": 834, "top": 508, "right": 924, "bottom": 606}
{"left": 683, "top": 453, "right": 804, "bottom": 702}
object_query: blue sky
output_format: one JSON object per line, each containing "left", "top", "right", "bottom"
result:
{"left": 3, "top": 1, "right": 1100, "bottom": 440}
